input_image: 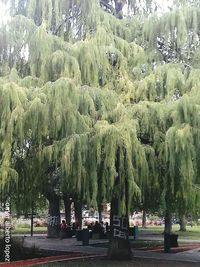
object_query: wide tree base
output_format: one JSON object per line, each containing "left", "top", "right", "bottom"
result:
{"left": 107, "top": 238, "right": 132, "bottom": 260}
{"left": 47, "top": 226, "right": 60, "bottom": 238}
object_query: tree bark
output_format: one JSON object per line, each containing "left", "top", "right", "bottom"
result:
{"left": 114, "top": 0, "right": 125, "bottom": 19}
{"left": 179, "top": 214, "right": 187, "bottom": 232}
{"left": 74, "top": 199, "right": 82, "bottom": 229}
{"left": 142, "top": 210, "right": 147, "bottom": 228}
{"left": 107, "top": 197, "right": 132, "bottom": 260}
{"left": 100, "top": 0, "right": 125, "bottom": 18}
{"left": 164, "top": 210, "right": 173, "bottom": 253}
{"left": 47, "top": 194, "right": 60, "bottom": 238}
{"left": 107, "top": 148, "right": 132, "bottom": 260}
{"left": 98, "top": 203, "right": 103, "bottom": 222}
{"left": 164, "top": 210, "right": 172, "bottom": 234}
{"left": 63, "top": 196, "right": 72, "bottom": 226}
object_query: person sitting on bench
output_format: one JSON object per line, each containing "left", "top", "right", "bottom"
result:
{"left": 60, "top": 219, "right": 67, "bottom": 239}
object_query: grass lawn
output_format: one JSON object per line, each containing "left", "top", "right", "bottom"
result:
{"left": 92, "top": 239, "right": 163, "bottom": 249}
{"left": 140, "top": 225, "right": 200, "bottom": 240}
{"left": 30, "top": 258, "right": 200, "bottom": 267}
{"left": 0, "top": 227, "right": 47, "bottom": 236}
{"left": 1, "top": 224, "right": 200, "bottom": 240}
{"left": 12, "top": 226, "right": 47, "bottom": 234}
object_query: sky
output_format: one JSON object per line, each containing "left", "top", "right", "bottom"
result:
{"left": 0, "top": 0, "right": 175, "bottom": 25}
{"left": 0, "top": 1, "right": 9, "bottom": 25}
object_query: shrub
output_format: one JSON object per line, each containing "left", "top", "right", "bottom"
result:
{"left": 196, "top": 219, "right": 200, "bottom": 226}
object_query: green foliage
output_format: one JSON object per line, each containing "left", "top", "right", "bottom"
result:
{"left": 1, "top": 0, "right": 200, "bottom": 219}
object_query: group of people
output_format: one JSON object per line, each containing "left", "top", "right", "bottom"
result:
{"left": 88, "top": 221, "right": 110, "bottom": 238}
{"left": 60, "top": 220, "right": 71, "bottom": 239}
{"left": 59, "top": 220, "right": 110, "bottom": 239}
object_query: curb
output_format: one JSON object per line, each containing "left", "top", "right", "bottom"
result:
{"left": 0, "top": 254, "right": 106, "bottom": 267}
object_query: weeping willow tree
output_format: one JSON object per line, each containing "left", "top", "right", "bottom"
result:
{"left": 0, "top": 73, "right": 27, "bottom": 198}
{"left": 1, "top": 0, "right": 200, "bottom": 259}
{"left": 168, "top": 91, "right": 200, "bottom": 227}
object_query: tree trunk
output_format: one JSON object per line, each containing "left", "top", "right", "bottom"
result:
{"left": 107, "top": 197, "right": 132, "bottom": 260}
{"left": 107, "top": 148, "right": 132, "bottom": 260}
{"left": 142, "top": 210, "right": 147, "bottom": 228}
{"left": 98, "top": 203, "right": 103, "bottom": 222}
{"left": 114, "top": 0, "right": 125, "bottom": 19}
{"left": 74, "top": 199, "right": 82, "bottom": 229}
{"left": 164, "top": 210, "right": 172, "bottom": 234}
{"left": 30, "top": 204, "right": 34, "bottom": 237}
{"left": 47, "top": 194, "right": 60, "bottom": 238}
{"left": 63, "top": 196, "right": 72, "bottom": 226}
{"left": 164, "top": 209, "right": 173, "bottom": 253}
{"left": 179, "top": 214, "right": 186, "bottom": 232}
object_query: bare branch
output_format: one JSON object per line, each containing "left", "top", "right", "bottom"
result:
{"left": 100, "top": 0, "right": 116, "bottom": 15}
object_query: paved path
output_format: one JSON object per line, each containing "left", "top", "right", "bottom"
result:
{"left": 22, "top": 236, "right": 200, "bottom": 263}
{"left": 139, "top": 235, "right": 200, "bottom": 244}
{"left": 23, "top": 236, "right": 108, "bottom": 255}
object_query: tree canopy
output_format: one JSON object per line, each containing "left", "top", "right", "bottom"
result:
{"left": 0, "top": 0, "right": 200, "bottom": 234}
